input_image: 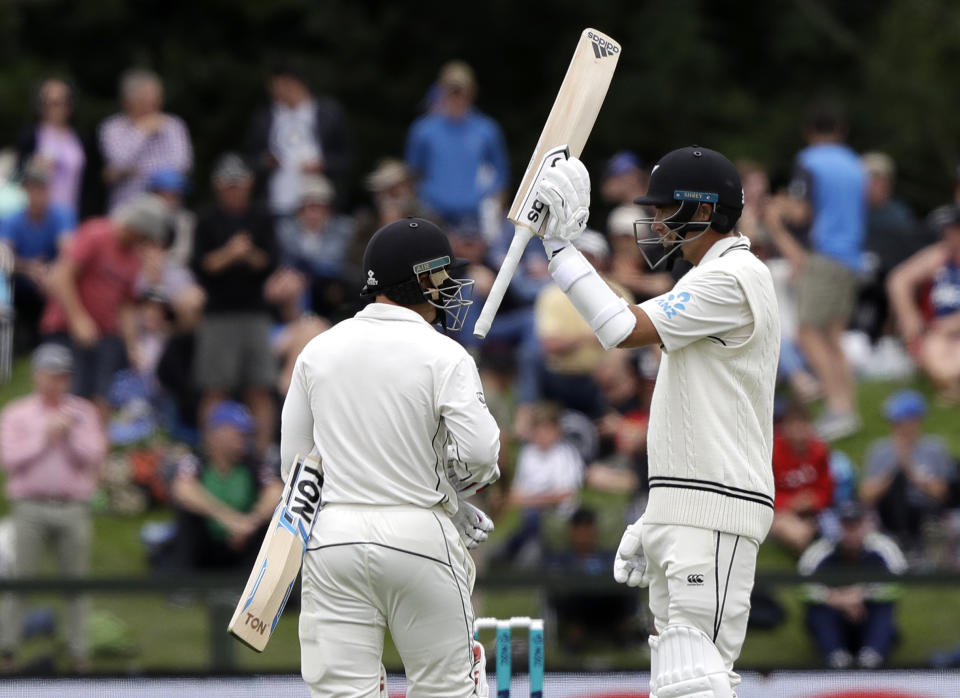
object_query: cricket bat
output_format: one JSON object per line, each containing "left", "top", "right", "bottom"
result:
{"left": 227, "top": 453, "right": 323, "bottom": 652}
{"left": 473, "top": 28, "right": 621, "bottom": 339}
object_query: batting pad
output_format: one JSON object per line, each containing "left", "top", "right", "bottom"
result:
{"left": 654, "top": 625, "right": 732, "bottom": 698}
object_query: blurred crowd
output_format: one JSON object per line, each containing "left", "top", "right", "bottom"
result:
{"left": 0, "top": 59, "right": 957, "bottom": 670}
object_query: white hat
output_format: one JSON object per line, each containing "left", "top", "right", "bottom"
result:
{"left": 572, "top": 229, "right": 609, "bottom": 260}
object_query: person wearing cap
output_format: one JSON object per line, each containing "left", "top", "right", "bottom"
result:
{"left": 191, "top": 152, "right": 278, "bottom": 457}
{"left": 764, "top": 101, "right": 867, "bottom": 441}
{"left": 887, "top": 206, "right": 960, "bottom": 405}
{"left": 531, "top": 146, "right": 779, "bottom": 697}
{"left": 0, "top": 156, "right": 77, "bottom": 350}
{"left": 147, "top": 168, "right": 195, "bottom": 268}
{"left": 268, "top": 174, "right": 355, "bottom": 321}
{"left": 405, "top": 60, "right": 509, "bottom": 227}
{"left": 170, "top": 400, "right": 282, "bottom": 571}
{"left": 245, "top": 58, "right": 350, "bottom": 217}
{"left": 98, "top": 68, "right": 192, "bottom": 210}
{"left": 0, "top": 343, "right": 106, "bottom": 670}
{"left": 798, "top": 501, "right": 906, "bottom": 669}
{"left": 860, "top": 390, "right": 954, "bottom": 553}
{"left": 40, "top": 192, "right": 171, "bottom": 416}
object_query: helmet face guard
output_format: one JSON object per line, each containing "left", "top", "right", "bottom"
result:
{"left": 634, "top": 190, "right": 717, "bottom": 270}
{"left": 413, "top": 255, "right": 475, "bottom": 332}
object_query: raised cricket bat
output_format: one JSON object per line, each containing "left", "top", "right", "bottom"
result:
{"left": 227, "top": 453, "right": 323, "bottom": 651}
{"left": 473, "top": 28, "right": 621, "bottom": 339}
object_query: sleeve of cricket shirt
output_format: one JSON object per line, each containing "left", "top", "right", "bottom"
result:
{"left": 437, "top": 355, "right": 501, "bottom": 490}
{"left": 638, "top": 269, "right": 754, "bottom": 353}
{"left": 280, "top": 357, "right": 316, "bottom": 483}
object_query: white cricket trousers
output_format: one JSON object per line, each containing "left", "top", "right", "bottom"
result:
{"left": 643, "top": 523, "right": 759, "bottom": 691}
{"left": 300, "top": 503, "right": 478, "bottom": 698}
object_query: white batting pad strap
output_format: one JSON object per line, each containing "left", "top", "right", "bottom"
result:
{"left": 548, "top": 246, "right": 637, "bottom": 350}
{"left": 654, "top": 625, "right": 731, "bottom": 698}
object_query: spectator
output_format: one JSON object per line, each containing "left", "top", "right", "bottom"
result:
{"left": 799, "top": 501, "right": 906, "bottom": 669}
{"left": 765, "top": 101, "right": 867, "bottom": 440}
{"left": 147, "top": 168, "right": 195, "bottom": 268}
{"left": 770, "top": 401, "right": 834, "bottom": 555}
{"left": 246, "top": 59, "right": 350, "bottom": 217}
{"left": 191, "top": 153, "right": 277, "bottom": 457}
{"left": 496, "top": 402, "right": 584, "bottom": 565}
{"left": 15, "top": 78, "right": 86, "bottom": 216}
{"left": 0, "top": 157, "right": 76, "bottom": 351}
{"left": 40, "top": 193, "right": 170, "bottom": 416}
{"left": 546, "top": 507, "right": 639, "bottom": 651}
{"left": 0, "top": 344, "right": 107, "bottom": 671}
{"left": 170, "top": 401, "right": 282, "bottom": 571}
{"left": 405, "top": 61, "right": 509, "bottom": 227}
{"left": 267, "top": 174, "right": 355, "bottom": 321}
{"left": 99, "top": 68, "right": 192, "bottom": 210}
{"left": 859, "top": 390, "right": 954, "bottom": 557}
{"left": 887, "top": 205, "right": 960, "bottom": 405}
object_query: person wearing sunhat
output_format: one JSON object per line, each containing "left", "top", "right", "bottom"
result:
{"left": 170, "top": 400, "right": 282, "bottom": 571}
{"left": 0, "top": 343, "right": 106, "bottom": 671}
{"left": 147, "top": 168, "right": 195, "bottom": 267}
{"left": 860, "top": 389, "right": 954, "bottom": 553}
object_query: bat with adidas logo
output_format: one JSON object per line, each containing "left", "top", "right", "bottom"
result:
{"left": 473, "top": 27, "right": 621, "bottom": 338}
{"left": 227, "top": 453, "right": 323, "bottom": 652}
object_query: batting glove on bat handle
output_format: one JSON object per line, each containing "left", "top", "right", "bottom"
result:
{"left": 452, "top": 500, "right": 495, "bottom": 549}
{"left": 536, "top": 157, "right": 591, "bottom": 255}
{"left": 613, "top": 517, "right": 648, "bottom": 588}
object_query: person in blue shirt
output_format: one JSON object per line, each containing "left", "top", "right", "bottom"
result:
{"left": 0, "top": 157, "right": 75, "bottom": 350}
{"left": 766, "top": 102, "right": 867, "bottom": 441}
{"left": 405, "top": 61, "right": 509, "bottom": 228}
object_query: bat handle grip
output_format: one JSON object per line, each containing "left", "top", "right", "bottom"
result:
{"left": 473, "top": 225, "right": 534, "bottom": 339}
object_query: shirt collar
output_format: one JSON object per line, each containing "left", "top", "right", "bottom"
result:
{"left": 356, "top": 302, "right": 430, "bottom": 324}
{"left": 698, "top": 233, "right": 751, "bottom": 266}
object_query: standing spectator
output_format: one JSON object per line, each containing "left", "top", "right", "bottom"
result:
{"left": 766, "top": 102, "right": 867, "bottom": 440}
{"left": 0, "top": 344, "right": 107, "bottom": 671}
{"left": 246, "top": 59, "right": 350, "bottom": 217}
{"left": 170, "top": 401, "right": 282, "bottom": 571}
{"left": 799, "top": 502, "right": 906, "bottom": 669}
{"left": 887, "top": 206, "right": 960, "bottom": 405}
{"left": 859, "top": 390, "right": 954, "bottom": 557}
{"left": 98, "top": 69, "right": 192, "bottom": 210}
{"left": 0, "top": 157, "right": 76, "bottom": 351}
{"left": 405, "top": 61, "right": 509, "bottom": 227}
{"left": 15, "top": 78, "right": 86, "bottom": 216}
{"left": 770, "top": 401, "right": 834, "bottom": 555}
{"left": 147, "top": 168, "right": 195, "bottom": 268}
{"left": 40, "top": 193, "right": 170, "bottom": 416}
{"left": 191, "top": 153, "right": 277, "bottom": 457}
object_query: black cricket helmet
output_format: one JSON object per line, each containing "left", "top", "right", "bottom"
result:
{"left": 360, "top": 217, "right": 474, "bottom": 331}
{"left": 633, "top": 146, "right": 744, "bottom": 269}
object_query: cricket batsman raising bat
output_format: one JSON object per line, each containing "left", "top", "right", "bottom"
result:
{"left": 473, "top": 27, "right": 621, "bottom": 338}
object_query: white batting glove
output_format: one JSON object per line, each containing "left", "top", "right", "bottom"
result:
{"left": 536, "top": 157, "right": 591, "bottom": 255}
{"left": 452, "top": 499, "right": 495, "bottom": 549}
{"left": 445, "top": 444, "right": 499, "bottom": 498}
{"left": 613, "top": 517, "right": 648, "bottom": 588}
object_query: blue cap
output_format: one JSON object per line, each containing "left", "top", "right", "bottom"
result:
{"left": 605, "top": 150, "right": 641, "bottom": 177}
{"left": 207, "top": 401, "right": 255, "bottom": 434}
{"left": 147, "top": 169, "right": 188, "bottom": 194}
{"left": 883, "top": 389, "right": 927, "bottom": 423}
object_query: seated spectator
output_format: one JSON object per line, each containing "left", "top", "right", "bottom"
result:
{"left": 770, "top": 401, "right": 834, "bottom": 555}
{"left": 191, "top": 153, "right": 278, "bottom": 457}
{"left": 0, "top": 344, "right": 107, "bottom": 671}
{"left": 0, "top": 157, "right": 75, "bottom": 351}
{"left": 496, "top": 403, "right": 583, "bottom": 566}
{"left": 40, "top": 193, "right": 170, "bottom": 417}
{"left": 266, "top": 174, "right": 355, "bottom": 321}
{"left": 887, "top": 205, "right": 960, "bottom": 405}
{"left": 170, "top": 401, "right": 282, "bottom": 571}
{"left": 859, "top": 390, "right": 954, "bottom": 558}
{"left": 98, "top": 68, "right": 192, "bottom": 210}
{"left": 546, "top": 507, "right": 639, "bottom": 651}
{"left": 799, "top": 502, "right": 906, "bottom": 669}
{"left": 147, "top": 168, "right": 195, "bottom": 268}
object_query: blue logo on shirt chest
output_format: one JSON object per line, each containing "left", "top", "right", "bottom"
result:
{"left": 657, "top": 291, "right": 691, "bottom": 318}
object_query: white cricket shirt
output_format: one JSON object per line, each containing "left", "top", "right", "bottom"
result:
{"left": 280, "top": 303, "right": 500, "bottom": 516}
{"left": 638, "top": 235, "right": 780, "bottom": 541}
